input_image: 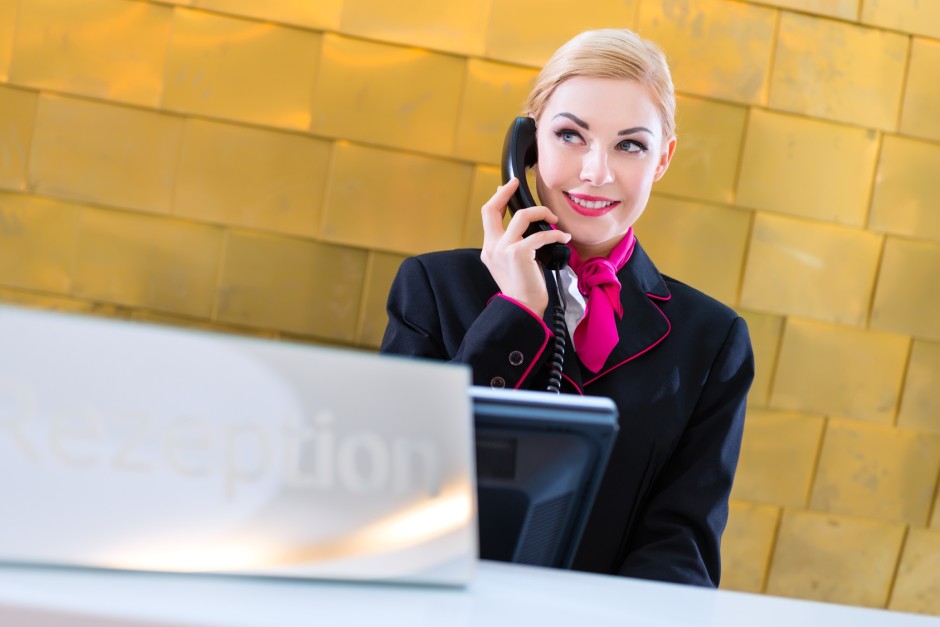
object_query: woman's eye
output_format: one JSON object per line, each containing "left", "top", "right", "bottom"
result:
{"left": 555, "top": 129, "right": 582, "bottom": 144}
{"left": 619, "top": 139, "right": 648, "bottom": 153}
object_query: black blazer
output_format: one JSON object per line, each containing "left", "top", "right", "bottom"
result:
{"left": 381, "top": 241, "right": 754, "bottom": 587}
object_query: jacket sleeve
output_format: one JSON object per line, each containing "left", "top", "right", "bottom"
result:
{"left": 618, "top": 315, "right": 754, "bottom": 587}
{"left": 380, "top": 255, "right": 554, "bottom": 389}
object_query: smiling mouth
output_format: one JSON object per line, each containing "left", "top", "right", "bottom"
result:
{"left": 564, "top": 193, "right": 620, "bottom": 215}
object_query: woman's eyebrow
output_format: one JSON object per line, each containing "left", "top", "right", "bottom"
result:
{"left": 554, "top": 112, "right": 589, "bottom": 129}
{"left": 618, "top": 126, "right": 653, "bottom": 136}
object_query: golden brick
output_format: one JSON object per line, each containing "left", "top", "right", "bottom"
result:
{"left": 770, "top": 13, "right": 907, "bottom": 131}
{"left": 0, "top": 86, "right": 37, "bottom": 191}
{"left": 656, "top": 96, "right": 747, "bottom": 205}
{"left": 454, "top": 59, "right": 537, "bottom": 164}
{"left": 461, "top": 166, "right": 501, "bottom": 249}
{"left": 0, "top": 288, "right": 105, "bottom": 317}
{"left": 899, "top": 38, "right": 940, "bottom": 143}
{"left": 72, "top": 208, "right": 222, "bottom": 317}
{"left": 340, "top": 0, "right": 491, "bottom": 56}
{"left": 720, "top": 501, "right": 779, "bottom": 593}
{"left": 898, "top": 340, "right": 940, "bottom": 436}
{"left": 871, "top": 237, "right": 940, "bottom": 342}
{"left": 870, "top": 135, "right": 940, "bottom": 245}
{"left": 311, "top": 35, "right": 464, "bottom": 156}
{"left": 194, "top": 0, "right": 343, "bottom": 30}
{"left": 0, "top": 0, "right": 18, "bottom": 81}
{"left": 485, "top": 0, "right": 637, "bottom": 67}
{"left": 739, "top": 309, "right": 784, "bottom": 408}
{"left": 810, "top": 419, "right": 940, "bottom": 525}
{"left": 130, "top": 310, "right": 280, "bottom": 340}
{"left": 321, "top": 142, "right": 472, "bottom": 255}
{"left": 163, "top": 9, "right": 320, "bottom": 129}
{"left": 740, "top": 213, "right": 882, "bottom": 326}
{"left": 732, "top": 409, "right": 825, "bottom": 507}
{"left": 862, "top": 0, "right": 940, "bottom": 40}
{"left": 216, "top": 231, "right": 367, "bottom": 341}
{"left": 174, "top": 119, "right": 331, "bottom": 238}
{"left": 9, "top": 0, "right": 172, "bottom": 107}
{"left": 748, "top": 0, "right": 856, "bottom": 20}
{"left": 736, "top": 109, "right": 879, "bottom": 226}
{"left": 0, "top": 193, "right": 79, "bottom": 294}
{"left": 766, "top": 510, "right": 905, "bottom": 607}
{"left": 637, "top": 0, "right": 776, "bottom": 104}
{"left": 29, "top": 95, "right": 183, "bottom": 214}
{"left": 636, "top": 195, "right": 751, "bottom": 306}
{"left": 889, "top": 528, "right": 940, "bottom": 614}
{"left": 771, "top": 317, "right": 909, "bottom": 424}
{"left": 357, "top": 251, "right": 408, "bottom": 349}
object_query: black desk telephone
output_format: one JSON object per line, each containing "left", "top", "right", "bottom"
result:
{"left": 500, "top": 117, "right": 569, "bottom": 391}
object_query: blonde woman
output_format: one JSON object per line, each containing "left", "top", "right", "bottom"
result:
{"left": 382, "top": 29, "right": 753, "bottom": 587}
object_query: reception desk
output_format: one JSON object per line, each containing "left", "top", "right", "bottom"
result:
{"left": 0, "top": 561, "right": 937, "bottom": 627}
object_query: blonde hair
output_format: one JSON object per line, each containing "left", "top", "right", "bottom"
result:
{"left": 524, "top": 29, "right": 676, "bottom": 139}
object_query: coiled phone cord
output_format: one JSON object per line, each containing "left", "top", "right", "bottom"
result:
{"left": 546, "top": 269, "right": 567, "bottom": 394}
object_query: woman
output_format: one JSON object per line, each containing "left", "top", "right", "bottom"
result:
{"left": 381, "top": 29, "right": 753, "bottom": 588}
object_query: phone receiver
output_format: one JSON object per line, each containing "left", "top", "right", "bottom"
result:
{"left": 501, "top": 117, "right": 571, "bottom": 270}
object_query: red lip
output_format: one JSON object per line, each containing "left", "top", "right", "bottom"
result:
{"left": 564, "top": 192, "right": 620, "bottom": 217}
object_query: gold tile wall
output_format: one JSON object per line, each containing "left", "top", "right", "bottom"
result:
{"left": 1, "top": 0, "right": 938, "bottom": 616}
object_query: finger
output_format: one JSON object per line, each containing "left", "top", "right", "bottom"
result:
{"left": 481, "top": 178, "right": 520, "bottom": 244}
{"left": 514, "top": 228, "right": 572, "bottom": 253}
{"left": 503, "top": 205, "right": 560, "bottom": 241}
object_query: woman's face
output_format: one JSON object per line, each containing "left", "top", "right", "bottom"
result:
{"left": 534, "top": 76, "right": 675, "bottom": 259}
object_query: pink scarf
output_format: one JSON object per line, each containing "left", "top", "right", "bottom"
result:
{"left": 568, "top": 229, "right": 636, "bottom": 373}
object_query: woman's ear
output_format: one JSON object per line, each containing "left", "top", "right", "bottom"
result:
{"left": 653, "top": 136, "right": 677, "bottom": 182}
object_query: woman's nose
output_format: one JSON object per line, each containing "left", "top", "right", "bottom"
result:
{"left": 580, "top": 146, "right": 614, "bottom": 186}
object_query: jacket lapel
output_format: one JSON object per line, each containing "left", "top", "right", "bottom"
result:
{"left": 581, "top": 240, "right": 671, "bottom": 386}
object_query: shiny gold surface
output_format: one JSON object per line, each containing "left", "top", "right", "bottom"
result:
{"left": 739, "top": 309, "right": 784, "bottom": 407}
{"left": 0, "top": 86, "right": 37, "bottom": 191}
{"left": 740, "top": 213, "right": 882, "bottom": 326}
{"left": 772, "top": 318, "right": 909, "bottom": 425}
{"left": 216, "top": 230, "right": 367, "bottom": 340}
{"left": 72, "top": 207, "right": 222, "bottom": 317}
{"left": 29, "top": 95, "right": 184, "bottom": 214}
{"left": 733, "top": 408, "right": 825, "bottom": 507}
{"left": 811, "top": 419, "right": 940, "bottom": 525}
{"left": 737, "top": 109, "right": 879, "bottom": 226}
{"left": 10, "top": 0, "right": 172, "bottom": 107}
{"left": 0, "top": 0, "right": 18, "bottom": 81}
{"left": 174, "top": 119, "right": 331, "bottom": 238}
{"left": 871, "top": 237, "right": 940, "bottom": 342}
{"left": 461, "top": 165, "right": 501, "bottom": 249}
{"left": 357, "top": 251, "right": 408, "bottom": 348}
{"left": 454, "top": 59, "right": 537, "bottom": 164}
{"left": 311, "top": 35, "right": 464, "bottom": 156}
{"left": 862, "top": 0, "right": 940, "bottom": 41}
{"left": 770, "top": 13, "right": 907, "bottom": 130}
{"left": 899, "top": 38, "right": 940, "bottom": 142}
{"left": 0, "top": 193, "right": 79, "bottom": 294}
{"left": 766, "top": 510, "right": 905, "bottom": 607}
{"left": 889, "top": 528, "right": 940, "bottom": 615}
{"left": 195, "top": 0, "right": 344, "bottom": 31}
{"left": 321, "top": 142, "right": 472, "bottom": 255}
{"left": 637, "top": 195, "right": 751, "bottom": 306}
{"left": 870, "top": 135, "right": 940, "bottom": 244}
{"left": 897, "top": 340, "right": 940, "bottom": 436}
{"left": 750, "top": 0, "right": 856, "bottom": 20}
{"left": 163, "top": 9, "right": 321, "bottom": 129}
{"left": 340, "top": 0, "right": 492, "bottom": 56}
{"left": 721, "top": 501, "right": 779, "bottom": 593}
{"left": 638, "top": 0, "right": 776, "bottom": 104}
{"left": 485, "top": 0, "right": 637, "bottom": 67}
{"left": 657, "top": 96, "right": 747, "bottom": 204}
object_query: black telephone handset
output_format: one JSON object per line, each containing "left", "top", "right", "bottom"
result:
{"left": 501, "top": 117, "right": 569, "bottom": 393}
{"left": 501, "top": 117, "right": 571, "bottom": 271}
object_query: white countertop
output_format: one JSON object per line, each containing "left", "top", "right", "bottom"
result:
{"left": 1, "top": 561, "right": 937, "bottom": 627}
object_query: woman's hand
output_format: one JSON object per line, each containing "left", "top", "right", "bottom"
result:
{"left": 480, "top": 177, "right": 572, "bottom": 318}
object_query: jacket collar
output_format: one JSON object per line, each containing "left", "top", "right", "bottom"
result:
{"left": 551, "top": 239, "right": 672, "bottom": 391}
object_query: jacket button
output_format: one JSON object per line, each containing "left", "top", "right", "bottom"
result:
{"left": 490, "top": 376, "right": 506, "bottom": 389}
{"left": 508, "top": 351, "right": 524, "bottom": 366}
